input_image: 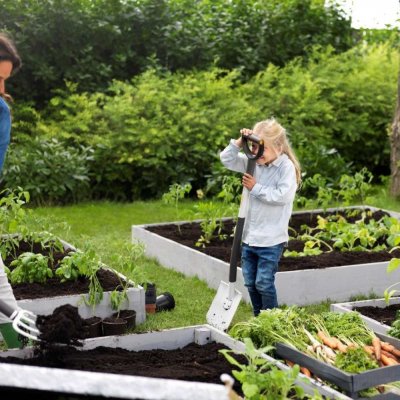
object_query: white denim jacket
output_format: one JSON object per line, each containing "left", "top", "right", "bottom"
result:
{"left": 220, "top": 139, "right": 297, "bottom": 247}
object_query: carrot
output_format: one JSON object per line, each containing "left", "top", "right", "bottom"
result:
{"left": 381, "top": 342, "right": 400, "bottom": 358}
{"left": 285, "top": 360, "right": 295, "bottom": 367}
{"left": 372, "top": 337, "right": 382, "bottom": 361}
{"left": 317, "top": 331, "right": 337, "bottom": 349}
{"left": 300, "top": 366, "right": 312, "bottom": 377}
{"left": 381, "top": 353, "right": 399, "bottom": 366}
{"left": 333, "top": 338, "right": 348, "bottom": 353}
{"left": 364, "top": 345, "right": 374, "bottom": 356}
{"left": 381, "top": 350, "right": 398, "bottom": 362}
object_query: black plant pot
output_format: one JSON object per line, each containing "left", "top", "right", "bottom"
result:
{"left": 84, "top": 316, "right": 103, "bottom": 338}
{"left": 112, "top": 309, "right": 136, "bottom": 330}
{"left": 102, "top": 317, "right": 127, "bottom": 336}
{"left": 156, "top": 292, "right": 175, "bottom": 312}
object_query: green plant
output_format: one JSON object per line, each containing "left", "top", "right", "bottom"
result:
{"left": 65, "top": 247, "right": 104, "bottom": 311}
{"left": 55, "top": 251, "right": 83, "bottom": 282}
{"left": 220, "top": 337, "right": 320, "bottom": 400}
{"left": 162, "top": 182, "right": 192, "bottom": 232}
{"left": 0, "top": 188, "right": 31, "bottom": 259}
{"left": 194, "top": 201, "right": 227, "bottom": 248}
{"left": 109, "top": 242, "right": 144, "bottom": 316}
{"left": 3, "top": 138, "right": 93, "bottom": 205}
{"left": 8, "top": 252, "right": 52, "bottom": 284}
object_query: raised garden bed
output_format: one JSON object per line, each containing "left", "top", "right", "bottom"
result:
{"left": 331, "top": 298, "right": 400, "bottom": 347}
{"left": 7, "top": 239, "right": 145, "bottom": 323}
{"left": 0, "top": 325, "right": 350, "bottom": 400}
{"left": 132, "top": 206, "right": 400, "bottom": 305}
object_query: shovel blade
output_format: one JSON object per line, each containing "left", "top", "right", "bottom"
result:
{"left": 206, "top": 281, "right": 242, "bottom": 332}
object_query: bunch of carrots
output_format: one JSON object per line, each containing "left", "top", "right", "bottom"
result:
{"left": 285, "top": 330, "right": 400, "bottom": 378}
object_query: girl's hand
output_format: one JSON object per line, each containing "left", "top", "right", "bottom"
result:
{"left": 242, "top": 173, "right": 256, "bottom": 190}
{"left": 235, "top": 128, "right": 253, "bottom": 147}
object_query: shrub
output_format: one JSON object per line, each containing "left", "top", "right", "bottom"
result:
{"left": 1, "top": 138, "right": 93, "bottom": 205}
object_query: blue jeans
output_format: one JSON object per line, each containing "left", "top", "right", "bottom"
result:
{"left": 241, "top": 242, "right": 284, "bottom": 316}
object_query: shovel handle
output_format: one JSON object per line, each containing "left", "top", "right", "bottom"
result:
{"left": 242, "top": 134, "right": 264, "bottom": 161}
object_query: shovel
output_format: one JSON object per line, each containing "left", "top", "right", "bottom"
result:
{"left": 0, "top": 299, "right": 40, "bottom": 341}
{"left": 207, "top": 133, "right": 264, "bottom": 331}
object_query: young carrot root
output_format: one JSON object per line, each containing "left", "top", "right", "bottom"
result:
{"left": 372, "top": 337, "right": 382, "bottom": 361}
{"left": 381, "top": 353, "right": 399, "bottom": 366}
{"left": 286, "top": 360, "right": 295, "bottom": 367}
{"left": 381, "top": 349, "right": 399, "bottom": 362}
{"left": 300, "top": 366, "right": 312, "bottom": 377}
{"left": 381, "top": 342, "right": 400, "bottom": 358}
{"left": 317, "top": 331, "right": 337, "bottom": 350}
{"left": 364, "top": 345, "right": 374, "bottom": 356}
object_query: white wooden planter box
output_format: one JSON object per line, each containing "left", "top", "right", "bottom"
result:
{"left": 15, "top": 240, "right": 146, "bottom": 324}
{"left": 0, "top": 325, "right": 350, "bottom": 400}
{"left": 330, "top": 297, "right": 400, "bottom": 347}
{"left": 132, "top": 206, "right": 400, "bottom": 306}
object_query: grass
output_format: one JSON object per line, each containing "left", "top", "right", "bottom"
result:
{"left": 33, "top": 199, "right": 254, "bottom": 332}
{"left": 29, "top": 191, "right": 397, "bottom": 333}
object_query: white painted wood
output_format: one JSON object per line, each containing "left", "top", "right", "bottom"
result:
{"left": 330, "top": 297, "right": 400, "bottom": 344}
{"left": 0, "top": 325, "right": 350, "bottom": 399}
{"left": 132, "top": 205, "right": 400, "bottom": 305}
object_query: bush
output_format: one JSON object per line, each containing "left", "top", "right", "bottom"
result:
{"left": 8, "top": 43, "right": 396, "bottom": 203}
{"left": 1, "top": 138, "right": 93, "bottom": 205}
{"left": 1, "top": 0, "right": 354, "bottom": 104}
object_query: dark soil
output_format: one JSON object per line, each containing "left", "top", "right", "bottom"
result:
{"left": 4, "top": 240, "right": 122, "bottom": 300}
{"left": 147, "top": 209, "right": 400, "bottom": 271}
{"left": 1, "top": 341, "right": 245, "bottom": 394}
{"left": 36, "top": 304, "right": 87, "bottom": 345}
{"left": 353, "top": 303, "right": 400, "bottom": 326}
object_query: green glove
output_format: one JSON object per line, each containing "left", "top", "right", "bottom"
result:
{"left": 0, "top": 322, "right": 23, "bottom": 349}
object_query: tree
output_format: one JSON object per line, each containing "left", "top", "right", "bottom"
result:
{"left": 390, "top": 71, "right": 400, "bottom": 197}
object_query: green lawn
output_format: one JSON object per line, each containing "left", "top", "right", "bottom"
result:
{"left": 31, "top": 192, "right": 398, "bottom": 333}
{"left": 33, "top": 200, "right": 254, "bottom": 331}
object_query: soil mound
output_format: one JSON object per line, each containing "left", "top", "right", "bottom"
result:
{"left": 37, "top": 304, "right": 86, "bottom": 345}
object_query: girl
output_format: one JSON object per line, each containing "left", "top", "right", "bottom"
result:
{"left": 220, "top": 118, "right": 301, "bottom": 316}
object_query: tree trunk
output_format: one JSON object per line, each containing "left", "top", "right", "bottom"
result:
{"left": 390, "top": 71, "right": 400, "bottom": 197}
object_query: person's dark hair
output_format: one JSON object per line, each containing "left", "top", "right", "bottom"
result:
{"left": 0, "top": 33, "right": 22, "bottom": 75}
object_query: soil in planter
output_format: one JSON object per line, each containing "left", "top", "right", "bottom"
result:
{"left": 11, "top": 268, "right": 121, "bottom": 300}
{"left": 1, "top": 342, "right": 246, "bottom": 395}
{"left": 147, "top": 209, "right": 400, "bottom": 272}
{"left": 353, "top": 304, "right": 400, "bottom": 326}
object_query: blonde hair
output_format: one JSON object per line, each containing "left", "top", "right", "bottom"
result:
{"left": 253, "top": 118, "right": 301, "bottom": 185}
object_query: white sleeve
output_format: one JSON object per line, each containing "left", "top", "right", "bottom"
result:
{"left": 0, "top": 257, "right": 19, "bottom": 323}
{"left": 250, "top": 163, "right": 297, "bottom": 205}
{"left": 219, "top": 139, "right": 247, "bottom": 173}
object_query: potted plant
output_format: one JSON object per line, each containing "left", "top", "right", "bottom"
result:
{"left": 105, "top": 242, "right": 145, "bottom": 334}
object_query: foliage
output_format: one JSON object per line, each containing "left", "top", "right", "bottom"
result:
{"left": 1, "top": 0, "right": 355, "bottom": 104}
{"left": 284, "top": 210, "right": 400, "bottom": 257}
{"left": 2, "top": 138, "right": 93, "bottom": 205}
{"left": 335, "top": 347, "right": 378, "bottom": 373}
{"left": 162, "top": 182, "right": 192, "bottom": 232}
{"left": 296, "top": 168, "right": 374, "bottom": 209}
{"left": 109, "top": 242, "right": 144, "bottom": 315}
{"left": 220, "top": 338, "right": 318, "bottom": 400}
{"left": 5, "top": 41, "right": 396, "bottom": 204}
{"left": 8, "top": 252, "right": 52, "bottom": 284}
{"left": 387, "top": 311, "right": 400, "bottom": 339}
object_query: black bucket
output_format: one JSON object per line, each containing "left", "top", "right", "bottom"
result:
{"left": 156, "top": 292, "right": 175, "bottom": 312}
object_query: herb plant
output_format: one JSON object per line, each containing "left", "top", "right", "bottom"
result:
{"left": 220, "top": 337, "right": 321, "bottom": 400}
{"left": 8, "top": 252, "right": 52, "bottom": 284}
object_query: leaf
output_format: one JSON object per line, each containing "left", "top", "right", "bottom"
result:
{"left": 387, "top": 258, "right": 400, "bottom": 274}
